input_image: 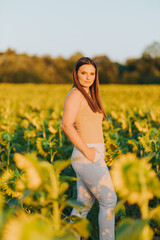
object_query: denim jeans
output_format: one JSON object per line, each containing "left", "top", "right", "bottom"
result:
{"left": 70, "top": 143, "right": 117, "bottom": 240}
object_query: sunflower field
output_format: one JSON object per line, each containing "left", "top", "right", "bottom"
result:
{"left": 0, "top": 83, "right": 160, "bottom": 240}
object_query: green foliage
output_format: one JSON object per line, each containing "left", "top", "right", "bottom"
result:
{"left": 0, "top": 152, "right": 90, "bottom": 239}
{"left": 0, "top": 84, "right": 160, "bottom": 239}
{"left": 116, "top": 218, "right": 153, "bottom": 240}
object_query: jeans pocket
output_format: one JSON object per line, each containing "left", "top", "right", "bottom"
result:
{"left": 93, "top": 151, "right": 104, "bottom": 164}
{"left": 93, "top": 151, "right": 97, "bottom": 163}
{"left": 93, "top": 151, "right": 100, "bottom": 162}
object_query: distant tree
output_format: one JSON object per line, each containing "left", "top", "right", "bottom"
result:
{"left": 115, "top": 62, "right": 126, "bottom": 83}
{"left": 0, "top": 48, "right": 159, "bottom": 84}
{"left": 93, "top": 55, "right": 119, "bottom": 84}
{"left": 67, "top": 52, "right": 84, "bottom": 78}
{"left": 5, "top": 48, "right": 16, "bottom": 55}
{"left": 42, "top": 55, "right": 53, "bottom": 66}
{"left": 69, "top": 52, "right": 84, "bottom": 62}
{"left": 53, "top": 56, "right": 72, "bottom": 83}
{"left": 122, "top": 55, "right": 160, "bottom": 84}
{"left": 142, "top": 41, "right": 160, "bottom": 58}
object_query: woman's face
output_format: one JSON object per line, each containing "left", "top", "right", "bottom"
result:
{"left": 77, "top": 64, "right": 96, "bottom": 92}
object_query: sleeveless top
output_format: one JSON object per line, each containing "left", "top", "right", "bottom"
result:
{"left": 72, "top": 87, "right": 104, "bottom": 143}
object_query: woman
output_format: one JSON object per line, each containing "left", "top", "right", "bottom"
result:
{"left": 62, "top": 57, "right": 117, "bottom": 240}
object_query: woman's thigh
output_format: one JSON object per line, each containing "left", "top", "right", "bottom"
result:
{"left": 71, "top": 143, "right": 116, "bottom": 203}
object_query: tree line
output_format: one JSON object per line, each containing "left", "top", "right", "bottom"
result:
{"left": 0, "top": 42, "right": 160, "bottom": 84}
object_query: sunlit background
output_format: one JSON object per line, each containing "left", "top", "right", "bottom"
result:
{"left": 0, "top": 1, "right": 160, "bottom": 240}
{"left": 0, "top": 0, "right": 160, "bottom": 63}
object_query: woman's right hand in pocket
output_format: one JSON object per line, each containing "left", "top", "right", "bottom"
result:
{"left": 85, "top": 147, "right": 99, "bottom": 162}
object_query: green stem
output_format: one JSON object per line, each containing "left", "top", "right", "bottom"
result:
{"left": 27, "top": 137, "right": 30, "bottom": 153}
{"left": 140, "top": 200, "right": 149, "bottom": 240}
{"left": 50, "top": 143, "right": 53, "bottom": 163}
{"left": 59, "top": 127, "right": 62, "bottom": 147}
{"left": 128, "top": 120, "right": 132, "bottom": 137}
{"left": 42, "top": 121, "right": 46, "bottom": 139}
{"left": 7, "top": 141, "right": 10, "bottom": 166}
{"left": 139, "top": 167, "right": 149, "bottom": 240}
{"left": 53, "top": 201, "right": 60, "bottom": 230}
{"left": 49, "top": 168, "right": 60, "bottom": 230}
{"left": 140, "top": 200, "right": 149, "bottom": 219}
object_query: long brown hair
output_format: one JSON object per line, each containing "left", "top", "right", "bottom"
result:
{"left": 71, "top": 57, "right": 107, "bottom": 121}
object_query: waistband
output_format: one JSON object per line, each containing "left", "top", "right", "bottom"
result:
{"left": 74, "top": 142, "right": 106, "bottom": 152}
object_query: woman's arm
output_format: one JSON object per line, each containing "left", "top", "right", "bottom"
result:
{"left": 62, "top": 89, "right": 89, "bottom": 156}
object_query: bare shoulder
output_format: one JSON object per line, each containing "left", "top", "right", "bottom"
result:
{"left": 62, "top": 88, "right": 83, "bottom": 127}
{"left": 65, "top": 87, "right": 83, "bottom": 105}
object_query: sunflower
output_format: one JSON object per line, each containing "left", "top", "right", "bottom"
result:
{"left": 14, "top": 152, "right": 42, "bottom": 190}
{"left": 110, "top": 152, "right": 160, "bottom": 205}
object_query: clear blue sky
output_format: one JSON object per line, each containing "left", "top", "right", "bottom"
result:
{"left": 0, "top": 0, "right": 160, "bottom": 63}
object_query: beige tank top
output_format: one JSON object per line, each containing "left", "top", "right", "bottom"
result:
{"left": 73, "top": 88, "right": 104, "bottom": 143}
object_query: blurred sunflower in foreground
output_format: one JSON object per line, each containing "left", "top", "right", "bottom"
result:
{"left": 110, "top": 152, "right": 160, "bottom": 240}
{"left": 110, "top": 152, "right": 160, "bottom": 205}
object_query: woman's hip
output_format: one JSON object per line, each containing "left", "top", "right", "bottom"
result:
{"left": 71, "top": 142, "right": 106, "bottom": 171}
{"left": 72, "top": 142, "right": 106, "bottom": 157}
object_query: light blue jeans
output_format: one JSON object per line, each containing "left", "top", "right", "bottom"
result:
{"left": 70, "top": 143, "right": 117, "bottom": 240}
